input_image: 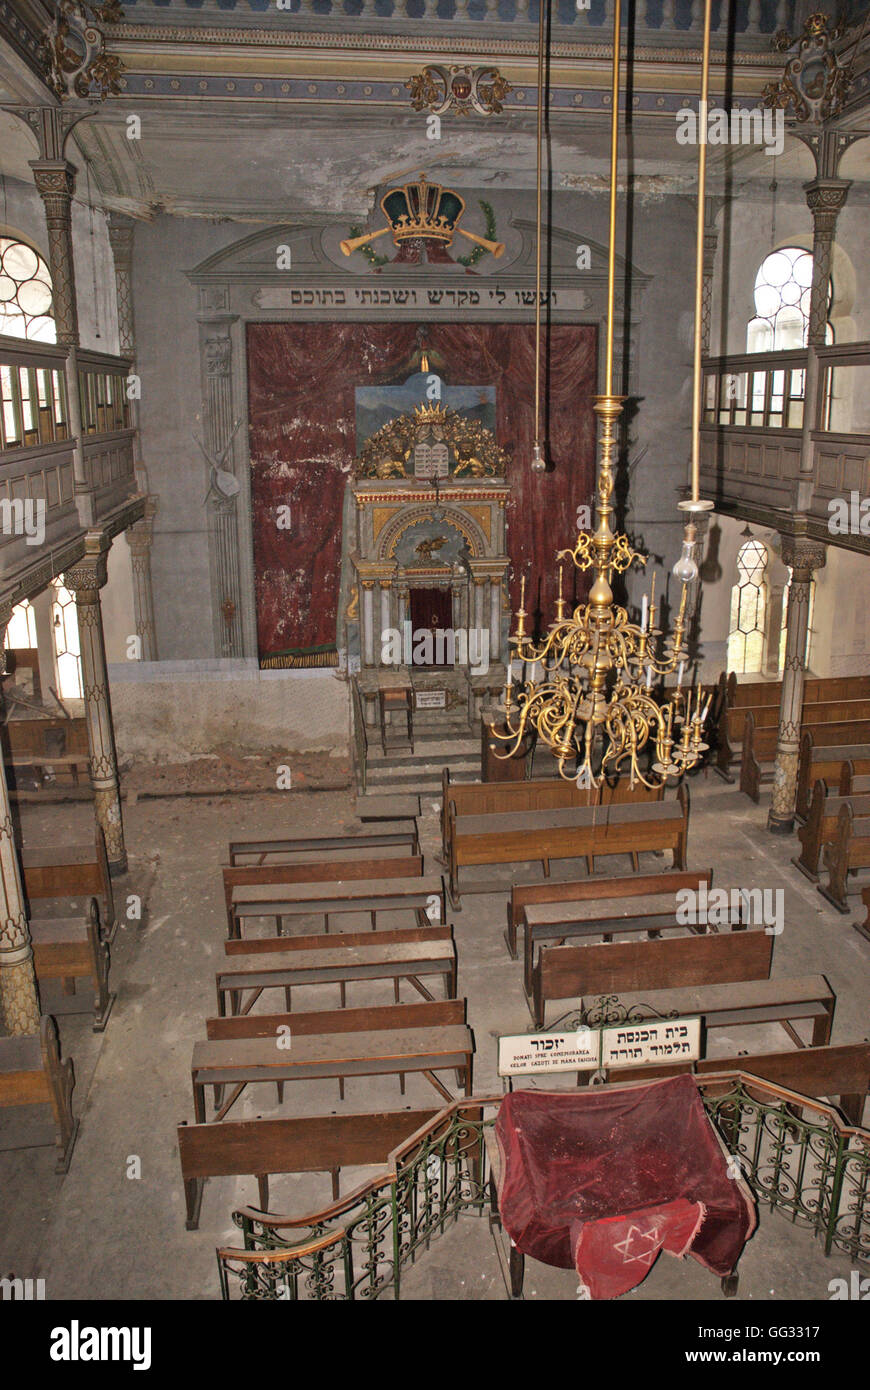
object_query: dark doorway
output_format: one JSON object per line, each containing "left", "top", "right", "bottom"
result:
{"left": 409, "top": 587, "right": 453, "bottom": 667}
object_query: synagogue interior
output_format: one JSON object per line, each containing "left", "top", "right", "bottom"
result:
{"left": 0, "top": 0, "right": 869, "bottom": 1318}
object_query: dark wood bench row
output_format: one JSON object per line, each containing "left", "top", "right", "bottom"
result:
{"left": 819, "top": 804, "right": 870, "bottom": 914}
{"left": 218, "top": 924, "right": 457, "bottom": 1016}
{"left": 30, "top": 897, "right": 114, "bottom": 1031}
{"left": 0, "top": 1015, "right": 77, "bottom": 1172}
{"left": 446, "top": 785, "right": 689, "bottom": 908}
{"left": 711, "top": 673, "right": 870, "bottom": 780}
{"left": 739, "top": 714, "right": 870, "bottom": 804}
{"left": 796, "top": 733, "right": 870, "bottom": 823}
{"left": 222, "top": 855, "right": 425, "bottom": 936}
{"left": 20, "top": 830, "right": 116, "bottom": 941}
{"left": 228, "top": 822, "right": 419, "bottom": 865}
{"left": 227, "top": 873, "right": 444, "bottom": 940}
{"left": 529, "top": 927, "right": 835, "bottom": 1053}
{"left": 794, "top": 782, "right": 870, "bottom": 883}
{"left": 440, "top": 769, "right": 663, "bottom": 861}
{"left": 608, "top": 1042, "right": 870, "bottom": 1127}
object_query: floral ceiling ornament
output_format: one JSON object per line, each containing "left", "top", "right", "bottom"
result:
{"left": 762, "top": 12, "right": 851, "bottom": 125}
{"left": 406, "top": 65, "right": 512, "bottom": 118}
{"left": 42, "top": 0, "right": 125, "bottom": 102}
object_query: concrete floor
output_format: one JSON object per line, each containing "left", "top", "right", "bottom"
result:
{"left": 1, "top": 771, "right": 868, "bottom": 1302}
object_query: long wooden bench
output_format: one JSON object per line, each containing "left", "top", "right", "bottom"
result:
{"left": 228, "top": 823, "right": 419, "bottom": 865}
{"left": 609, "top": 1042, "right": 870, "bottom": 1125}
{"left": 796, "top": 733, "right": 870, "bottom": 823}
{"left": 0, "top": 1015, "right": 78, "bottom": 1172}
{"left": 852, "top": 885, "right": 870, "bottom": 945}
{"left": 507, "top": 868, "right": 713, "bottom": 966}
{"left": 229, "top": 874, "right": 445, "bottom": 940}
{"left": 819, "top": 804, "right": 870, "bottom": 913}
{"left": 178, "top": 1107, "right": 440, "bottom": 1229}
{"left": 30, "top": 896, "right": 113, "bottom": 1031}
{"left": 20, "top": 831, "right": 116, "bottom": 941}
{"left": 191, "top": 1024, "right": 474, "bottom": 1122}
{"left": 218, "top": 925, "right": 457, "bottom": 1016}
{"left": 530, "top": 926, "right": 774, "bottom": 1028}
{"left": 712, "top": 673, "right": 870, "bottom": 779}
{"left": 447, "top": 785, "right": 688, "bottom": 908}
{"left": 793, "top": 781, "right": 870, "bottom": 882}
{"left": 440, "top": 769, "right": 663, "bottom": 860}
{"left": 222, "top": 855, "right": 424, "bottom": 936}
{"left": 740, "top": 713, "right": 870, "bottom": 804}
{"left": 516, "top": 874, "right": 751, "bottom": 1001}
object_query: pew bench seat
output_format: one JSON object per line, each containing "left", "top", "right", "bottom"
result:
{"left": 30, "top": 898, "right": 113, "bottom": 1031}
{"left": 178, "top": 1107, "right": 440, "bottom": 1229}
{"left": 191, "top": 1024, "right": 475, "bottom": 1121}
{"left": 229, "top": 874, "right": 445, "bottom": 939}
{"left": 228, "top": 822, "right": 419, "bottom": 865}
{"left": 0, "top": 1016, "right": 77, "bottom": 1172}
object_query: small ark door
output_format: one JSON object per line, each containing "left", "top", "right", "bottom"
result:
{"left": 409, "top": 587, "right": 453, "bottom": 667}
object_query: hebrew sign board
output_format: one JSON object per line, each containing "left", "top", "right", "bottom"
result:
{"left": 498, "top": 1018, "right": 702, "bottom": 1077}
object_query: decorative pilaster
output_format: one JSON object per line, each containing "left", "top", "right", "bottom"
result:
{"left": 803, "top": 179, "right": 850, "bottom": 349}
{"left": 125, "top": 495, "right": 158, "bottom": 661}
{"left": 107, "top": 212, "right": 135, "bottom": 357}
{"left": 197, "top": 301, "right": 244, "bottom": 658}
{"left": 30, "top": 160, "right": 79, "bottom": 347}
{"left": 361, "top": 581, "right": 375, "bottom": 666}
{"left": 768, "top": 536, "right": 826, "bottom": 834}
{"left": 66, "top": 534, "right": 127, "bottom": 874}
{"left": 0, "top": 609, "right": 40, "bottom": 1035}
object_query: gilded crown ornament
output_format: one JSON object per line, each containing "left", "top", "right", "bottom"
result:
{"left": 340, "top": 173, "right": 504, "bottom": 260}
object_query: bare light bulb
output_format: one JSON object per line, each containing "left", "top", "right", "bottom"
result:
{"left": 672, "top": 538, "right": 698, "bottom": 585}
{"left": 531, "top": 442, "right": 546, "bottom": 473}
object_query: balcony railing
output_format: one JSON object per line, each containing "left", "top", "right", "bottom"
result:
{"left": 0, "top": 335, "right": 139, "bottom": 584}
{"left": 700, "top": 343, "right": 870, "bottom": 538}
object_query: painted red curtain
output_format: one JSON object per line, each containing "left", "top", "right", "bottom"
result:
{"left": 247, "top": 322, "right": 597, "bottom": 665}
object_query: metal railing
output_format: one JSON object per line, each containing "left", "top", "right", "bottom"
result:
{"left": 216, "top": 1073, "right": 870, "bottom": 1299}
{"left": 703, "top": 349, "right": 808, "bottom": 433}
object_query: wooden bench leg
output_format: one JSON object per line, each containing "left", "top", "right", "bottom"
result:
{"left": 184, "top": 1175, "right": 204, "bottom": 1230}
{"left": 257, "top": 1174, "right": 270, "bottom": 1212}
{"left": 339, "top": 981, "right": 347, "bottom": 1008}
{"left": 399, "top": 1072, "right": 405, "bottom": 1096}
{"left": 331, "top": 1168, "right": 340, "bottom": 1200}
{"left": 509, "top": 1244, "right": 525, "bottom": 1300}
{"left": 394, "top": 977, "right": 400, "bottom": 1003}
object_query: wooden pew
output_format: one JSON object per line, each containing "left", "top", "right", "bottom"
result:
{"left": 507, "top": 868, "right": 713, "bottom": 965}
{"left": 218, "top": 925, "right": 457, "bottom": 1016}
{"left": 852, "top": 885, "right": 870, "bottom": 944}
{"left": 2, "top": 715, "right": 90, "bottom": 794}
{"left": 440, "top": 768, "right": 663, "bottom": 860}
{"left": 0, "top": 1015, "right": 77, "bottom": 1172}
{"left": 19, "top": 830, "right": 116, "bottom": 941}
{"left": 229, "top": 874, "right": 445, "bottom": 940}
{"left": 447, "top": 785, "right": 689, "bottom": 908}
{"left": 30, "top": 896, "right": 114, "bottom": 1031}
{"left": 608, "top": 1042, "right": 870, "bottom": 1125}
{"left": 740, "top": 714, "right": 870, "bottom": 804}
{"left": 222, "top": 855, "right": 424, "bottom": 936}
{"left": 793, "top": 781, "right": 870, "bottom": 882}
{"left": 819, "top": 804, "right": 870, "bottom": 913}
{"left": 190, "top": 1024, "right": 475, "bottom": 1121}
{"left": 796, "top": 733, "right": 870, "bottom": 823}
{"left": 228, "top": 822, "right": 419, "bottom": 865}
{"left": 178, "top": 1107, "right": 440, "bottom": 1229}
{"left": 530, "top": 926, "right": 775, "bottom": 1028}
{"left": 516, "top": 874, "right": 751, "bottom": 1001}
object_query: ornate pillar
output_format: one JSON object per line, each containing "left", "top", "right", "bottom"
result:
{"left": 30, "top": 159, "right": 78, "bottom": 346}
{"left": 768, "top": 536, "right": 826, "bottom": 834}
{"left": 66, "top": 534, "right": 127, "bottom": 874}
{"left": 489, "top": 579, "right": 501, "bottom": 659}
{"left": 361, "top": 581, "right": 375, "bottom": 666}
{"left": 796, "top": 178, "right": 850, "bottom": 507}
{"left": 125, "top": 496, "right": 159, "bottom": 661}
{"left": 0, "top": 607, "right": 40, "bottom": 1035}
{"left": 107, "top": 213, "right": 135, "bottom": 356}
{"left": 197, "top": 302, "right": 244, "bottom": 658}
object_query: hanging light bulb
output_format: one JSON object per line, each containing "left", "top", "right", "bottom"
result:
{"left": 672, "top": 527, "right": 698, "bottom": 585}
{"left": 531, "top": 441, "right": 546, "bottom": 472}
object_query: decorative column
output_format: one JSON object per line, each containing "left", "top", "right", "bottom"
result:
{"left": 197, "top": 302, "right": 244, "bottom": 658}
{"left": 796, "top": 177, "right": 850, "bottom": 508}
{"left": 125, "top": 495, "right": 159, "bottom": 661}
{"left": 0, "top": 606, "right": 41, "bottom": 1035}
{"left": 66, "top": 534, "right": 127, "bottom": 874}
{"left": 30, "top": 159, "right": 78, "bottom": 346}
{"left": 361, "top": 581, "right": 375, "bottom": 666}
{"left": 489, "top": 578, "right": 501, "bottom": 660}
{"left": 107, "top": 212, "right": 136, "bottom": 356}
{"left": 768, "top": 536, "right": 826, "bottom": 834}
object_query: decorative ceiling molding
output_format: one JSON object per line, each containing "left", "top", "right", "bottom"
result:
{"left": 762, "top": 12, "right": 852, "bottom": 125}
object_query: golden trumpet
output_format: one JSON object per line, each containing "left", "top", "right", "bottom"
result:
{"left": 340, "top": 224, "right": 504, "bottom": 259}
{"left": 340, "top": 227, "right": 391, "bottom": 257}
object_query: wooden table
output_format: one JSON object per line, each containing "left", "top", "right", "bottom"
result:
{"left": 229, "top": 874, "right": 445, "bottom": 938}
{"left": 191, "top": 1024, "right": 475, "bottom": 1120}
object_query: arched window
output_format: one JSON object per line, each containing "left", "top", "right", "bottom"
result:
{"left": 728, "top": 533, "right": 768, "bottom": 676}
{"left": 0, "top": 237, "right": 55, "bottom": 343}
{"left": 4, "top": 598, "right": 37, "bottom": 651}
{"left": 746, "top": 247, "right": 832, "bottom": 352}
{"left": 52, "top": 577, "right": 83, "bottom": 700}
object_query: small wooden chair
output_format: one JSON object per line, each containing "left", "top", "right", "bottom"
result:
{"left": 379, "top": 681, "right": 414, "bottom": 756}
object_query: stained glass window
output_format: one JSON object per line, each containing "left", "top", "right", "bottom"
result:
{"left": 728, "top": 535, "right": 768, "bottom": 675}
{"left": 746, "top": 247, "right": 832, "bottom": 353}
{"left": 0, "top": 237, "right": 55, "bottom": 343}
{"left": 52, "top": 577, "right": 83, "bottom": 700}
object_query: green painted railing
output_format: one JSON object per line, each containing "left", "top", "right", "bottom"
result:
{"left": 216, "top": 1075, "right": 870, "bottom": 1300}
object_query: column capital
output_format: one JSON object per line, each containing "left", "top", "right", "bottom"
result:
{"left": 65, "top": 532, "right": 111, "bottom": 597}
{"left": 803, "top": 178, "right": 851, "bottom": 235}
{"left": 125, "top": 497, "right": 158, "bottom": 556}
{"left": 30, "top": 159, "right": 76, "bottom": 204}
{"left": 779, "top": 535, "right": 827, "bottom": 576}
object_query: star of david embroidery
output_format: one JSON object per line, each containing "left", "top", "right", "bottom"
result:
{"left": 613, "top": 1219, "right": 665, "bottom": 1267}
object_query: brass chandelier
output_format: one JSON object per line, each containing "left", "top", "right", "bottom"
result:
{"left": 493, "top": 0, "right": 715, "bottom": 788}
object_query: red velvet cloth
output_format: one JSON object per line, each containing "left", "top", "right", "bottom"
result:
{"left": 495, "top": 1077, "right": 756, "bottom": 1300}
{"left": 246, "top": 323, "right": 597, "bottom": 664}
